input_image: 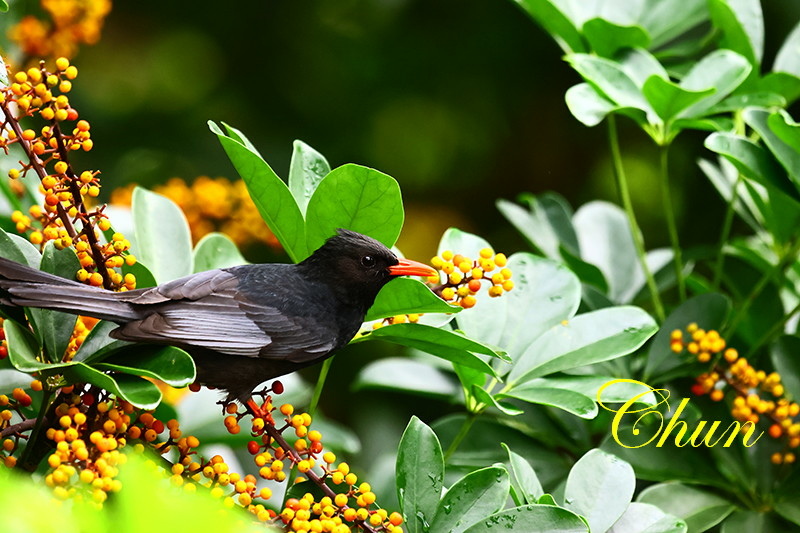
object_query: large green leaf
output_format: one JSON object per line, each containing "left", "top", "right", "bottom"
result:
{"left": 62, "top": 364, "right": 163, "bottom": 409}
{"left": 96, "top": 345, "right": 195, "bottom": 387}
{"left": 704, "top": 132, "right": 799, "bottom": 202}
{"left": 609, "top": 502, "right": 687, "bottom": 533}
{"left": 572, "top": 201, "right": 639, "bottom": 303}
{"left": 771, "top": 336, "right": 800, "bottom": 402}
{"left": 642, "top": 76, "right": 714, "bottom": 122}
{"left": 72, "top": 320, "right": 128, "bottom": 364}
{"left": 565, "top": 82, "right": 621, "bottom": 127}
{"left": 501, "top": 384, "right": 597, "bottom": 418}
{"left": 0, "top": 227, "right": 33, "bottom": 266}
{"left": 209, "top": 121, "right": 307, "bottom": 262}
{"left": 365, "top": 278, "right": 459, "bottom": 321}
{"left": 455, "top": 253, "right": 581, "bottom": 360}
{"left": 353, "top": 357, "right": 460, "bottom": 399}
{"left": 708, "top": 0, "right": 763, "bottom": 68}
{"left": 644, "top": 293, "right": 730, "bottom": 381}
{"left": 361, "top": 323, "right": 505, "bottom": 377}
{"left": 304, "top": 164, "right": 403, "bottom": 253}
{"left": 497, "top": 193, "right": 579, "bottom": 259}
{"left": 565, "top": 54, "right": 651, "bottom": 116}
{"left": 463, "top": 504, "right": 588, "bottom": 533}
{"left": 396, "top": 416, "right": 444, "bottom": 533}
{"left": 513, "top": 0, "right": 586, "bottom": 54}
{"left": 720, "top": 511, "right": 783, "bottom": 533}
{"left": 564, "top": 449, "right": 635, "bottom": 533}
{"left": 4, "top": 319, "right": 43, "bottom": 373}
{"left": 27, "top": 243, "right": 79, "bottom": 362}
{"left": 131, "top": 186, "right": 193, "bottom": 284}
{"left": 744, "top": 108, "right": 800, "bottom": 184}
{"left": 582, "top": 18, "right": 650, "bottom": 58}
{"left": 508, "top": 306, "right": 657, "bottom": 386}
{"left": 288, "top": 140, "right": 330, "bottom": 215}
{"left": 193, "top": 232, "right": 248, "bottom": 272}
{"left": 503, "top": 443, "right": 544, "bottom": 506}
{"left": 429, "top": 466, "right": 510, "bottom": 533}
{"left": 677, "top": 50, "right": 752, "bottom": 118}
{"left": 637, "top": 483, "right": 735, "bottom": 532}
{"left": 774, "top": 21, "right": 800, "bottom": 78}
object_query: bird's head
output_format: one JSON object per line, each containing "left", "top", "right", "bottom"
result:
{"left": 298, "top": 229, "right": 437, "bottom": 310}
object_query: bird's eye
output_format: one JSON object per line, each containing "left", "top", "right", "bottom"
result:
{"left": 361, "top": 255, "right": 376, "bottom": 268}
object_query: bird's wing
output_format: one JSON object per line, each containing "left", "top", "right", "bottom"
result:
{"left": 113, "top": 269, "right": 337, "bottom": 361}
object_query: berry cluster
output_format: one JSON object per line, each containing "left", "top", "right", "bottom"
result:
{"left": 8, "top": 0, "right": 112, "bottom": 61}
{"left": 111, "top": 177, "right": 281, "bottom": 249}
{"left": 429, "top": 248, "right": 513, "bottom": 309}
{"left": 0, "top": 318, "right": 7, "bottom": 359}
{"left": 0, "top": 384, "right": 35, "bottom": 468}
{"left": 1, "top": 58, "right": 136, "bottom": 291}
{"left": 219, "top": 389, "right": 404, "bottom": 532}
{"left": 672, "top": 324, "right": 800, "bottom": 464}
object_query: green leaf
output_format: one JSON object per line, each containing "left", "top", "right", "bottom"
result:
{"left": 582, "top": 18, "right": 650, "bottom": 58}
{"left": 429, "top": 466, "right": 510, "bottom": 533}
{"left": 131, "top": 186, "right": 193, "bottom": 283}
{"left": 678, "top": 50, "right": 752, "bottom": 118}
{"left": 565, "top": 82, "right": 620, "bottom": 127}
{"left": 463, "top": 504, "right": 589, "bottom": 533}
{"left": 708, "top": 0, "right": 763, "bottom": 67}
{"left": 704, "top": 132, "right": 799, "bottom": 202}
{"left": 609, "top": 502, "right": 687, "bottom": 533}
{"left": 0, "top": 227, "right": 33, "bottom": 266}
{"left": 572, "top": 201, "right": 639, "bottom": 303}
{"left": 4, "top": 319, "right": 43, "bottom": 373}
{"left": 744, "top": 108, "right": 800, "bottom": 181}
{"left": 528, "top": 375, "right": 657, "bottom": 405}
{"left": 767, "top": 110, "right": 800, "bottom": 171}
{"left": 27, "top": 243, "right": 79, "bottom": 362}
{"left": 288, "top": 140, "right": 330, "bottom": 215}
{"left": 396, "top": 416, "right": 444, "bottom": 533}
{"left": 472, "top": 386, "right": 524, "bottom": 416}
{"left": 353, "top": 357, "right": 459, "bottom": 399}
{"left": 72, "top": 320, "right": 128, "bottom": 363}
{"left": 455, "top": 253, "right": 581, "bottom": 361}
{"left": 565, "top": 449, "right": 635, "bottom": 533}
{"left": 637, "top": 483, "right": 735, "bottom": 532}
{"left": 497, "top": 193, "right": 579, "bottom": 259}
{"left": 193, "top": 232, "right": 247, "bottom": 272}
{"left": 365, "top": 278, "right": 459, "bottom": 321}
{"left": 123, "top": 259, "right": 157, "bottom": 289}
{"left": 771, "top": 336, "right": 800, "bottom": 402}
{"left": 95, "top": 346, "right": 195, "bottom": 387}
{"left": 62, "top": 364, "right": 162, "bottom": 409}
{"left": 304, "top": 164, "right": 403, "bottom": 253}
{"left": 720, "top": 510, "right": 782, "bottom": 533}
{"left": 503, "top": 443, "right": 544, "bottom": 505}
{"left": 513, "top": 0, "right": 586, "bottom": 54}
{"left": 757, "top": 72, "right": 800, "bottom": 105}
{"left": 565, "top": 54, "right": 650, "bottom": 115}
{"left": 640, "top": 0, "right": 707, "bottom": 49}
{"left": 644, "top": 293, "right": 730, "bottom": 381}
{"left": 508, "top": 306, "right": 657, "bottom": 386}
{"left": 642, "top": 76, "right": 714, "bottom": 122}
{"left": 774, "top": 21, "right": 800, "bottom": 78}
{"left": 500, "top": 384, "right": 597, "bottom": 418}
{"left": 706, "top": 92, "right": 786, "bottom": 115}
{"left": 209, "top": 121, "right": 307, "bottom": 262}
{"left": 361, "top": 323, "right": 505, "bottom": 377}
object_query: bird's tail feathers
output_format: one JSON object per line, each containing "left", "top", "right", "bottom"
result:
{"left": 0, "top": 256, "right": 139, "bottom": 322}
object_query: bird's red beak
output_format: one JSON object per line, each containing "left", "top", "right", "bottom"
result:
{"left": 388, "top": 258, "right": 438, "bottom": 278}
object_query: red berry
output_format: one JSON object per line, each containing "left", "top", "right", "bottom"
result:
{"left": 272, "top": 381, "right": 284, "bottom": 395}
{"left": 82, "top": 392, "right": 95, "bottom": 406}
{"left": 0, "top": 346, "right": 7, "bottom": 359}
{"left": 152, "top": 420, "right": 165, "bottom": 433}
{"left": 247, "top": 440, "right": 261, "bottom": 455}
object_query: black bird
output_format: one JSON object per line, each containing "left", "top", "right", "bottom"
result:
{"left": 0, "top": 229, "right": 437, "bottom": 406}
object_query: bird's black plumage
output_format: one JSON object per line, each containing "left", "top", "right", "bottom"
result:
{"left": 0, "top": 229, "right": 436, "bottom": 402}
